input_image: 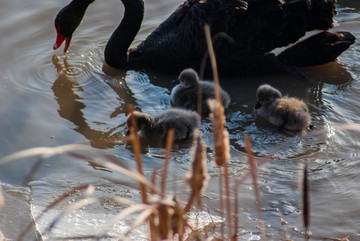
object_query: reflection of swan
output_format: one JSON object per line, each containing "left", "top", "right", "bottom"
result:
{"left": 255, "top": 84, "right": 310, "bottom": 132}
{"left": 171, "top": 68, "right": 230, "bottom": 115}
{"left": 51, "top": 55, "right": 137, "bottom": 148}
{"left": 53, "top": 0, "right": 355, "bottom": 75}
{"left": 126, "top": 109, "right": 200, "bottom": 140}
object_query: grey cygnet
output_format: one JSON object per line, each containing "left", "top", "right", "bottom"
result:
{"left": 255, "top": 84, "right": 310, "bottom": 132}
{"left": 171, "top": 68, "right": 230, "bottom": 115}
{"left": 126, "top": 108, "right": 200, "bottom": 140}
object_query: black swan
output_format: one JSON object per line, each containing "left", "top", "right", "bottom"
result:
{"left": 255, "top": 84, "right": 310, "bottom": 131}
{"left": 171, "top": 68, "right": 230, "bottom": 115}
{"left": 126, "top": 108, "right": 200, "bottom": 140}
{"left": 53, "top": 0, "right": 356, "bottom": 75}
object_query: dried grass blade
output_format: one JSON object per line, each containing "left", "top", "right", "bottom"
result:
{"left": 125, "top": 208, "right": 155, "bottom": 236}
{"left": 103, "top": 204, "right": 154, "bottom": 235}
{"left": 22, "top": 158, "right": 45, "bottom": 186}
{"left": 0, "top": 144, "right": 91, "bottom": 166}
{"left": 49, "top": 234, "right": 121, "bottom": 240}
{"left": 17, "top": 184, "right": 92, "bottom": 241}
{"left": 42, "top": 197, "right": 97, "bottom": 237}
{"left": 245, "top": 135, "right": 266, "bottom": 240}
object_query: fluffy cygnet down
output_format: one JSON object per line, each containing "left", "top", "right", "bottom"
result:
{"left": 255, "top": 84, "right": 310, "bottom": 132}
{"left": 171, "top": 68, "right": 230, "bottom": 115}
{"left": 126, "top": 108, "right": 200, "bottom": 140}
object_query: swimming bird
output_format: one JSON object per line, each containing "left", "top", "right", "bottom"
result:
{"left": 255, "top": 84, "right": 310, "bottom": 132}
{"left": 53, "top": 0, "right": 355, "bottom": 76}
{"left": 171, "top": 68, "right": 230, "bottom": 115}
{"left": 126, "top": 108, "right": 200, "bottom": 140}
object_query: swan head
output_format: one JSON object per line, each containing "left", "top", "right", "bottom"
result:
{"left": 126, "top": 111, "right": 154, "bottom": 135}
{"left": 256, "top": 84, "right": 282, "bottom": 108}
{"left": 174, "top": 68, "right": 200, "bottom": 88}
{"left": 53, "top": 1, "right": 92, "bottom": 52}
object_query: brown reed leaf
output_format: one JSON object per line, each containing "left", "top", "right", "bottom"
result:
{"left": 17, "top": 184, "right": 92, "bottom": 241}
{"left": 184, "top": 130, "right": 210, "bottom": 214}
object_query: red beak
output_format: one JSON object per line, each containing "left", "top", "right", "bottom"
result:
{"left": 53, "top": 27, "right": 72, "bottom": 53}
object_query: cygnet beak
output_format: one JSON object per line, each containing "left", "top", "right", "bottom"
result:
{"left": 254, "top": 101, "right": 262, "bottom": 110}
{"left": 171, "top": 79, "right": 180, "bottom": 85}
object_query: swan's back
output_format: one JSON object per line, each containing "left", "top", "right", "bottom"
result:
{"left": 129, "top": 0, "right": 247, "bottom": 73}
{"left": 129, "top": 0, "right": 339, "bottom": 75}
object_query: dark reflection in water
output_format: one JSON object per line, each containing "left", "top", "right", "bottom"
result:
{"left": 51, "top": 55, "right": 137, "bottom": 149}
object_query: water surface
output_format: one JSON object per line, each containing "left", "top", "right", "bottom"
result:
{"left": 0, "top": 0, "right": 359, "bottom": 240}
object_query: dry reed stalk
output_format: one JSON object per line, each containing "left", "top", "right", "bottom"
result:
{"left": 17, "top": 184, "right": 92, "bottom": 241}
{"left": 161, "top": 128, "right": 175, "bottom": 196}
{"left": 184, "top": 130, "right": 210, "bottom": 214}
{"left": 302, "top": 163, "right": 311, "bottom": 239}
{"left": 143, "top": 195, "right": 186, "bottom": 240}
{"left": 245, "top": 135, "right": 266, "bottom": 240}
{"left": 204, "top": 24, "right": 232, "bottom": 239}
{"left": 127, "top": 104, "right": 148, "bottom": 203}
{"left": 204, "top": 25, "right": 223, "bottom": 105}
{"left": 234, "top": 188, "right": 239, "bottom": 239}
{"left": 207, "top": 99, "right": 232, "bottom": 237}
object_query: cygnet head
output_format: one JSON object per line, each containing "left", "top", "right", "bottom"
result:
{"left": 126, "top": 111, "right": 154, "bottom": 135}
{"left": 256, "top": 84, "right": 282, "bottom": 107}
{"left": 176, "top": 68, "right": 200, "bottom": 88}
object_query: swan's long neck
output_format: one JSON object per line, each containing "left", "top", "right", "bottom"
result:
{"left": 104, "top": 0, "right": 144, "bottom": 68}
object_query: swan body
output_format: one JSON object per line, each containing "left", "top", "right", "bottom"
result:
{"left": 255, "top": 84, "right": 310, "bottom": 131}
{"left": 171, "top": 68, "right": 230, "bottom": 115}
{"left": 54, "top": 0, "right": 355, "bottom": 75}
{"left": 126, "top": 108, "right": 200, "bottom": 140}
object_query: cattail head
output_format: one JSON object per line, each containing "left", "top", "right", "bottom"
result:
{"left": 187, "top": 130, "right": 210, "bottom": 198}
{"left": 208, "top": 99, "right": 230, "bottom": 166}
